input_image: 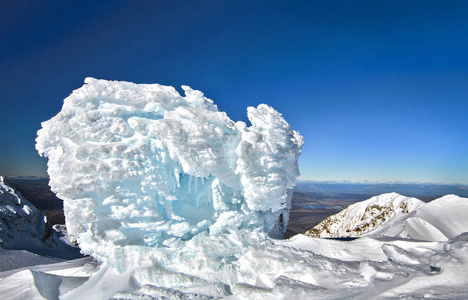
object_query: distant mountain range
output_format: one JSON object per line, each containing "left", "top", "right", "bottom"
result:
{"left": 296, "top": 180, "right": 468, "bottom": 198}
{"left": 5, "top": 176, "right": 467, "bottom": 198}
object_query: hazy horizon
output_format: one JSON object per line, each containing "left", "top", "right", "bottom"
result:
{"left": 4, "top": 174, "right": 468, "bottom": 187}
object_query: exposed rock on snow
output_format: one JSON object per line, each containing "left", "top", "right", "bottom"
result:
{"left": 305, "top": 193, "right": 424, "bottom": 238}
{"left": 52, "top": 224, "right": 78, "bottom": 247}
{"left": 306, "top": 192, "right": 468, "bottom": 241}
{"left": 0, "top": 177, "right": 81, "bottom": 260}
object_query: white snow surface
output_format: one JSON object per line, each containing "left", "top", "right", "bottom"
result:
{"left": 0, "top": 248, "right": 64, "bottom": 273}
{"left": 0, "top": 177, "right": 81, "bottom": 260}
{"left": 306, "top": 192, "right": 468, "bottom": 241}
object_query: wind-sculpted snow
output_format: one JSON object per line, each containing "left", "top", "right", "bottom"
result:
{"left": 36, "top": 78, "right": 304, "bottom": 285}
{"left": 3, "top": 233, "right": 468, "bottom": 299}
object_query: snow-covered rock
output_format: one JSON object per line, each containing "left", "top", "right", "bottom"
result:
{"left": 305, "top": 193, "right": 424, "bottom": 238}
{"left": 0, "top": 177, "right": 82, "bottom": 260}
{"left": 52, "top": 224, "right": 78, "bottom": 247}
{"left": 306, "top": 192, "right": 468, "bottom": 241}
{"left": 36, "top": 78, "right": 303, "bottom": 288}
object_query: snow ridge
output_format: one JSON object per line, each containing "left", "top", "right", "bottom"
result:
{"left": 0, "top": 177, "right": 81, "bottom": 259}
{"left": 306, "top": 192, "right": 468, "bottom": 241}
{"left": 306, "top": 193, "right": 424, "bottom": 238}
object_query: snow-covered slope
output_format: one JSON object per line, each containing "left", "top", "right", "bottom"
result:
{"left": 372, "top": 194, "right": 468, "bottom": 241}
{"left": 306, "top": 193, "right": 468, "bottom": 241}
{"left": 305, "top": 192, "right": 424, "bottom": 238}
{"left": 0, "top": 248, "right": 65, "bottom": 273}
{"left": 0, "top": 177, "right": 82, "bottom": 260}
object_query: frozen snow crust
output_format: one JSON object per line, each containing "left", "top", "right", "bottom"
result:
{"left": 36, "top": 78, "right": 303, "bottom": 284}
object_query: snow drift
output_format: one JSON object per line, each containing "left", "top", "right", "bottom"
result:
{"left": 2, "top": 232, "right": 468, "bottom": 299}
{"left": 36, "top": 78, "right": 304, "bottom": 287}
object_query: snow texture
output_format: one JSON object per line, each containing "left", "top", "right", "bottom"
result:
{"left": 0, "top": 248, "right": 64, "bottom": 273}
{"left": 2, "top": 232, "right": 468, "bottom": 299}
{"left": 36, "top": 78, "right": 304, "bottom": 284}
{"left": 0, "top": 177, "right": 81, "bottom": 260}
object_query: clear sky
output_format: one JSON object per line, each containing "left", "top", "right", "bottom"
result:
{"left": 1, "top": 0, "right": 467, "bottom": 184}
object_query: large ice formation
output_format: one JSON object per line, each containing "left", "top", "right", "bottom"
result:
{"left": 36, "top": 78, "right": 304, "bottom": 286}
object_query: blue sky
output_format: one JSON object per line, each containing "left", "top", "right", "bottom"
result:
{"left": 1, "top": 1, "right": 467, "bottom": 184}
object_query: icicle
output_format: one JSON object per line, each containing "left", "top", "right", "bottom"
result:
{"left": 174, "top": 169, "right": 180, "bottom": 188}
{"left": 155, "top": 193, "right": 160, "bottom": 214}
{"left": 171, "top": 173, "right": 175, "bottom": 194}
{"left": 172, "top": 176, "right": 175, "bottom": 194}
{"left": 189, "top": 175, "right": 192, "bottom": 193}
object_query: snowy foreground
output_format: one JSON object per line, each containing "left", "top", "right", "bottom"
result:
{"left": 2, "top": 78, "right": 465, "bottom": 299}
{"left": 1, "top": 228, "right": 468, "bottom": 299}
